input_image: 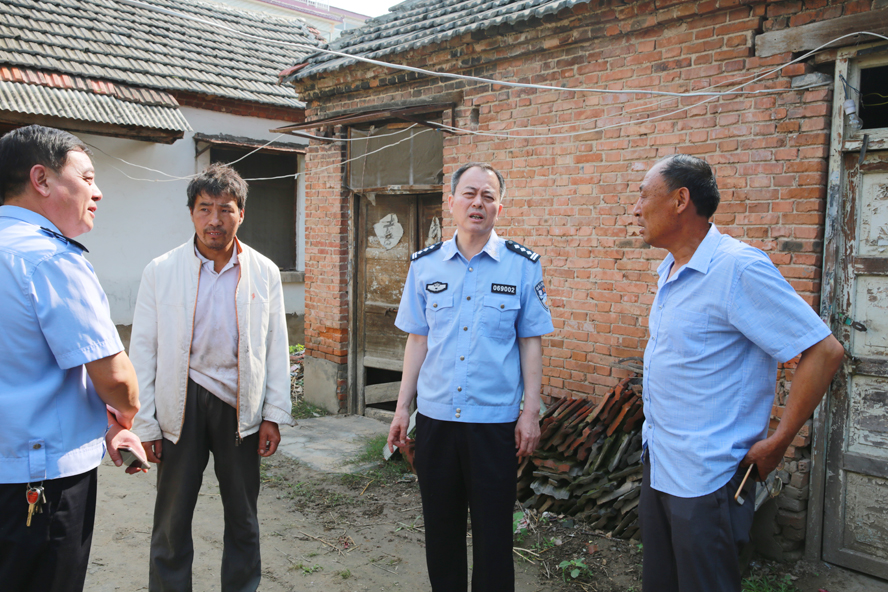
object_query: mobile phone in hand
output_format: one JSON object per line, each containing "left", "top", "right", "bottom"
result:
{"left": 118, "top": 446, "right": 149, "bottom": 471}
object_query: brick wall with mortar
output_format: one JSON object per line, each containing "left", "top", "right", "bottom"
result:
{"left": 293, "top": 0, "right": 867, "bottom": 557}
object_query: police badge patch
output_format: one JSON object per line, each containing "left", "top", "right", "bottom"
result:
{"left": 426, "top": 282, "right": 448, "bottom": 293}
{"left": 535, "top": 281, "right": 549, "bottom": 311}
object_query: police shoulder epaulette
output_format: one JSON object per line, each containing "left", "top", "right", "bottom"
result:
{"left": 39, "top": 226, "right": 89, "bottom": 253}
{"left": 505, "top": 240, "right": 539, "bottom": 263}
{"left": 411, "top": 242, "right": 442, "bottom": 261}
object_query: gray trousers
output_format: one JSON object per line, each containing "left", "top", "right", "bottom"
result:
{"left": 640, "top": 454, "right": 755, "bottom": 592}
{"left": 149, "top": 379, "right": 261, "bottom": 592}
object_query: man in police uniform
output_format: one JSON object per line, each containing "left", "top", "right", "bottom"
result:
{"left": 0, "top": 125, "right": 143, "bottom": 591}
{"left": 388, "top": 162, "right": 554, "bottom": 591}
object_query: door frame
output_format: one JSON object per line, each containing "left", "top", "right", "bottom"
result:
{"left": 347, "top": 185, "right": 443, "bottom": 416}
{"left": 808, "top": 41, "right": 888, "bottom": 562}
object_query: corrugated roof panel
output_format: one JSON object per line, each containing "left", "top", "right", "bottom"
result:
{"left": 0, "top": 79, "right": 191, "bottom": 132}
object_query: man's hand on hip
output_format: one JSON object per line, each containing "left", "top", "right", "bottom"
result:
{"left": 258, "top": 420, "right": 281, "bottom": 457}
{"left": 515, "top": 411, "right": 540, "bottom": 458}
{"left": 741, "top": 437, "right": 783, "bottom": 481}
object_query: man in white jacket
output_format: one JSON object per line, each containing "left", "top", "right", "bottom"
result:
{"left": 130, "top": 163, "right": 293, "bottom": 592}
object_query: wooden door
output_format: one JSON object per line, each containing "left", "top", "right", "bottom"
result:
{"left": 822, "top": 150, "right": 888, "bottom": 578}
{"left": 356, "top": 193, "right": 442, "bottom": 415}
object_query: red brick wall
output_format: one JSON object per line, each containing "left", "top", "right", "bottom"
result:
{"left": 296, "top": 0, "right": 861, "bottom": 406}
{"left": 303, "top": 139, "right": 350, "bottom": 367}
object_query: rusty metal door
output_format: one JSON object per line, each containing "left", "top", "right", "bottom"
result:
{"left": 356, "top": 193, "right": 442, "bottom": 415}
{"left": 822, "top": 150, "right": 888, "bottom": 577}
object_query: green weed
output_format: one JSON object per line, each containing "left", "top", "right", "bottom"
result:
{"left": 558, "top": 558, "right": 593, "bottom": 582}
{"left": 741, "top": 573, "right": 799, "bottom": 592}
{"left": 291, "top": 398, "right": 327, "bottom": 420}
{"left": 341, "top": 433, "right": 412, "bottom": 486}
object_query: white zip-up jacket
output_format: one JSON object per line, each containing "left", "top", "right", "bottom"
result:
{"left": 130, "top": 238, "right": 294, "bottom": 444}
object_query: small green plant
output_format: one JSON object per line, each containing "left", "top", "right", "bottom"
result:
{"left": 289, "top": 344, "right": 305, "bottom": 354}
{"left": 558, "top": 558, "right": 593, "bottom": 582}
{"left": 512, "top": 511, "right": 528, "bottom": 543}
{"left": 339, "top": 569, "right": 351, "bottom": 579}
{"left": 532, "top": 537, "right": 556, "bottom": 552}
{"left": 342, "top": 433, "right": 412, "bottom": 485}
{"left": 290, "top": 563, "right": 322, "bottom": 575}
{"left": 741, "top": 573, "right": 799, "bottom": 592}
{"left": 291, "top": 397, "right": 328, "bottom": 420}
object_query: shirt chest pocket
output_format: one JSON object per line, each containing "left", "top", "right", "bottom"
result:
{"left": 425, "top": 295, "right": 454, "bottom": 331}
{"left": 483, "top": 296, "right": 521, "bottom": 342}
{"left": 662, "top": 308, "right": 709, "bottom": 358}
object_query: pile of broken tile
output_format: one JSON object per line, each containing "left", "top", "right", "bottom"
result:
{"left": 519, "top": 375, "right": 644, "bottom": 540}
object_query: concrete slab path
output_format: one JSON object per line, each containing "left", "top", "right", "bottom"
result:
{"left": 276, "top": 414, "right": 390, "bottom": 473}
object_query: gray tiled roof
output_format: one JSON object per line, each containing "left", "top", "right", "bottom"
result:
{"left": 0, "top": 77, "right": 191, "bottom": 132}
{"left": 0, "top": 0, "right": 322, "bottom": 108}
{"left": 283, "top": 0, "right": 590, "bottom": 82}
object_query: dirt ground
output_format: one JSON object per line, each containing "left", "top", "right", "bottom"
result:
{"left": 84, "top": 452, "right": 887, "bottom": 592}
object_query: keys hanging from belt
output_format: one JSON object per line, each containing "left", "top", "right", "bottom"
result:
{"left": 26, "top": 483, "right": 45, "bottom": 527}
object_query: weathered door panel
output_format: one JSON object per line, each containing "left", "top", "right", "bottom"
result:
{"left": 823, "top": 151, "right": 888, "bottom": 578}
{"left": 356, "top": 193, "right": 442, "bottom": 412}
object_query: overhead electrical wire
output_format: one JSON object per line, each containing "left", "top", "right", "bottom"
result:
{"left": 90, "top": 0, "right": 888, "bottom": 180}
{"left": 112, "top": 0, "right": 885, "bottom": 100}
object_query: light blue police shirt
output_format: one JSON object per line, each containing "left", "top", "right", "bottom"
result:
{"left": 0, "top": 206, "right": 123, "bottom": 484}
{"left": 395, "top": 230, "right": 554, "bottom": 423}
{"left": 642, "top": 224, "right": 831, "bottom": 498}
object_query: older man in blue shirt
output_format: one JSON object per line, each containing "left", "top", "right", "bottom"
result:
{"left": 0, "top": 125, "right": 143, "bottom": 592}
{"left": 388, "top": 162, "right": 554, "bottom": 591}
{"left": 633, "top": 154, "right": 844, "bottom": 592}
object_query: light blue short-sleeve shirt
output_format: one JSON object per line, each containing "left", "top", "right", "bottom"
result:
{"left": 642, "top": 224, "right": 831, "bottom": 497}
{"left": 0, "top": 206, "right": 124, "bottom": 484}
{"left": 395, "top": 231, "right": 554, "bottom": 423}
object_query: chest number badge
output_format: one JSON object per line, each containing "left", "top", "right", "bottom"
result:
{"left": 491, "top": 283, "right": 516, "bottom": 295}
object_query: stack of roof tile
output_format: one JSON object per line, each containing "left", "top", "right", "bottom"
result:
{"left": 518, "top": 375, "right": 644, "bottom": 540}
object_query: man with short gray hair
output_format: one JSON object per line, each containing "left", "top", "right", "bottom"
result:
{"left": 633, "top": 154, "right": 844, "bottom": 592}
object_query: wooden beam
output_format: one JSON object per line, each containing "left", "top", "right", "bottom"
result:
{"left": 755, "top": 10, "right": 888, "bottom": 58}
{"left": 364, "top": 381, "right": 401, "bottom": 405}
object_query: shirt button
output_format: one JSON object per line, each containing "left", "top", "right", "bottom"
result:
{"left": 466, "top": 296, "right": 471, "bottom": 301}
{"left": 460, "top": 356, "right": 465, "bottom": 361}
{"left": 457, "top": 386, "right": 462, "bottom": 392}
{"left": 463, "top": 326, "right": 468, "bottom": 331}
{"left": 456, "top": 413, "right": 461, "bottom": 418}
{"left": 500, "top": 304, "right": 505, "bottom": 309}
{"left": 33, "top": 443, "right": 41, "bottom": 450}
{"left": 658, "top": 305, "right": 663, "bottom": 309}
{"left": 433, "top": 303, "right": 438, "bottom": 308}
{"left": 456, "top": 408, "right": 461, "bottom": 413}
{"left": 469, "top": 267, "right": 473, "bottom": 272}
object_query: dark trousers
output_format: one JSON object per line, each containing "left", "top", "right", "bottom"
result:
{"left": 640, "top": 457, "right": 755, "bottom": 592}
{"left": 0, "top": 468, "right": 98, "bottom": 592}
{"left": 149, "top": 379, "right": 261, "bottom": 592}
{"left": 414, "top": 413, "right": 518, "bottom": 592}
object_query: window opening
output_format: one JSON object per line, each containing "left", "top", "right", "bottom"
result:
{"left": 210, "top": 147, "right": 297, "bottom": 270}
{"left": 859, "top": 64, "right": 888, "bottom": 130}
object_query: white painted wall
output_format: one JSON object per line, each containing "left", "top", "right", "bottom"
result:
{"left": 81, "top": 106, "right": 306, "bottom": 324}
